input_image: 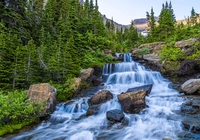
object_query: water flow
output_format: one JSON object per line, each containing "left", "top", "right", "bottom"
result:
{"left": 9, "top": 53, "right": 184, "bottom": 140}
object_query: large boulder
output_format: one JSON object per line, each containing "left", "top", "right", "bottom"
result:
{"left": 132, "top": 42, "right": 165, "bottom": 54}
{"left": 118, "top": 90, "right": 146, "bottom": 114}
{"left": 27, "top": 83, "right": 57, "bottom": 117}
{"left": 118, "top": 85, "right": 152, "bottom": 113}
{"left": 181, "top": 79, "right": 200, "bottom": 95}
{"left": 80, "top": 68, "right": 94, "bottom": 82}
{"left": 106, "top": 109, "right": 125, "bottom": 123}
{"left": 175, "top": 38, "right": 200, "bottom": 55}
{"left": 86, "top": 90, "right": 113, "bottom": 116}
{"left": 88, "top": 90, "right": 113, "bottom": 105}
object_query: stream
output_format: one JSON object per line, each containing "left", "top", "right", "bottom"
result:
{"left": 7, "top": 53, "right": 191, "bottom": 140}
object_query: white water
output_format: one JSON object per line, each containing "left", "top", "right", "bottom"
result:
{"left": 10, "top": 53, "right": 184, "bottom": 140}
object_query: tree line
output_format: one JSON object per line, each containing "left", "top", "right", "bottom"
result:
{"left": 0, "top": 0, "right": 140, "bottom": 90}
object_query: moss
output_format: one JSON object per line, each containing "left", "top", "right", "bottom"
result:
{"left": 0, "top": 119, "right": 37, "bottom": 136}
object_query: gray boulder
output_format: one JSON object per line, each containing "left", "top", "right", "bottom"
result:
{"left": 181, "top": 79, "right": 200, "bottom": 94}
{"left": 27, "top": 83, "right": 57, "bottom": 117}
{"left": 175, "top": 38, "right": 199, "bottom": 55}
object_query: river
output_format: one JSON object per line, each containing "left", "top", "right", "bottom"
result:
{"left": 8, "top": 53, "right": 187, "bottom": 140}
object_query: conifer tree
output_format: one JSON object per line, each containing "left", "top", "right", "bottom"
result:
{"left": 157, "top": 1, "right": 175, "bottom": 41}
{"left": 147, "top": 7, "right": 156, "bottom": 40}
{"left": 190, "top": 7, "right": 197, "bottom": 25}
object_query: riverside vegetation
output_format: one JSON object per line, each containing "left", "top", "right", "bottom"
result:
{"left": 0, "top": 0, "right": 200, "bottom": 136}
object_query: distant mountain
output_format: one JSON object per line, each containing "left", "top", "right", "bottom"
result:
{"left": 102, "top": 15, "right": 130, "bottom": 31}
{"left": 133, "top": 17, "right": 158, "bottom": 25}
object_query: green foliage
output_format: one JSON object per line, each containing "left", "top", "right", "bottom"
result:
{"left": 134, "top": 46, "right": 152, "bottom": 57}
{"left": 0, "top": 90, "right": 43, "bottom": 136}
{"left": 159, "top": 45, "right": 184, "bottom": 61}
{"left": 82, "top": 49, "right": 113, "bottom": 68}
{"left": 50, "top": 78, "right": 76, "bottom": 102}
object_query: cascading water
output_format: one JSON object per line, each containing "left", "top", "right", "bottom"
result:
{"left": 8, "top": 53, "right": 185, "bottom": 140}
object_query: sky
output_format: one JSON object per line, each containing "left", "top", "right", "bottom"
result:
{"left": 98, "top": 0, "right": 200, "bottom": 25}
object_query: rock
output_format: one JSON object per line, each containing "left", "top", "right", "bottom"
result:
{"left": 126, "top": 84, "right": 152, "bottom": 96}
{"left": 182, "top": 121, "right": 200, "bottom": 133}
{"left": 104, "top": 49, "right": 112, "bottom": 55}
{"left": 27, "top": 83, "right": 57, "bottom": 117}
{"left": 106, "top": 109, "right": 125, "bottom": 123}
{"left": 114, "top": 56, "right": 124, "bottom": 61}
{"left": 162, "top": 138, "right": 172, "bottom": 140}
{"left": 118, "top": 90, "right": 147, "bottom": 114}
{"left": 181, "top": 79, "right": 200, "bottom": 95}
{"left": 88, "top": 90, "right": 113, "bottom": 105}
{"left": 91, "top": 76, "right": 103, "bottom": 86}
{"left": 86, "top": 105, "right": 100, "bottom": 116}
{"left": 176, "top": 60, "right": 199, "bottom": 76}
{"left": 86, "top": 90, "right": 113, "bottom": 116}
{"left": 132, "top": 42, "right": 165, "bottom": 54}
{"left": 70, "top": 78, "right": 82, "bottom": 94}
{"left": 175, "top": 38, "right": 200, "bottom": 55}
{"left": 181, "top": 101, "right": 200, "bottom": 114}
{"left": 80, "top": 68, "right": 94, "bottom": 82}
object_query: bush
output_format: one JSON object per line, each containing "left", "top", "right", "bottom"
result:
{"left": 134, "top": 46, "right": 152, "bottom": 57}
{"left": 159, "top": 45, "right": 184, "bottom": 61}
{"left": 0, "top": 90, "right": 43, "bottom": 136}
{"left": 82, "top": 49, "right": 113, "bottom": 68}
{"left": 50, "top": 78, "right": 75, "bottom": 102}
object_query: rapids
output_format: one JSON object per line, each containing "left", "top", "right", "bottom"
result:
{"left": 8, "top": 53, "right": 186, "bottom": 140}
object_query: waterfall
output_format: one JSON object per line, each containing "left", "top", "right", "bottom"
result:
{"left": 9, "top": 53, "right": 184, "bottom": 140}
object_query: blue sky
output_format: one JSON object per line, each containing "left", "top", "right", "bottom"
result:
{"left": 98, "top": 0, "right": 200, "bottom": 25}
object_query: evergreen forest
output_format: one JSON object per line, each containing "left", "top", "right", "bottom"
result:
{"left": 0, "top": 0, "right": 200, "bottom": 136}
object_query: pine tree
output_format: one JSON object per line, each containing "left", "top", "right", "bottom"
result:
{"left": 190, "top": 7, "right": 197, "bottom": 25}
{"left": 1, "top": 0, "right": 30, "bottom": 44}
{"left": 157, "top": 1, "right": 175, "bottom": 41}
{"left": 92, "top": 0, "right": 106, "bottom": 36}
{"left": 147, "top": 7, "right": 156, "bottom": 40}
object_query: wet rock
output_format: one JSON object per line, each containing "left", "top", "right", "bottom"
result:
{"left": 162, "top": 138, "right": 172, "bottom": 140}
{"left": 86, "top": 90, "right": 113, "bottom": 116}
{"left": 86, "top": 105, "right": 100, "bottom": 116}
{"left": 181, "top": 100, "right": 200, "bottom": 114}
{"left": 80, "top": 68, "right": 94, "bottom": 82}
{"left": 126, "top": 84, "right": 152, "bottom": 96}
{"left": 114, "top": 56, "right": 123, "bottom": 61}
{"left": 118, "top": 90, "right": 147, "bottom": 114}
{"left": 91, "top": 75, "right": 103, "bottom": 86}
{"left": 181, "top": 79, "right": 200, "bottom": 95}
{"left": 88, "top": 90, "right": 113, "bottom": 105}
{"left": 27, "top": 83, "right": 57, "bottom": 117}
{"left": 106, "top": 109, "right": 125, "bottom": 123}
{"left": 182, "top": 121, "right": 200, "bottom": 133}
